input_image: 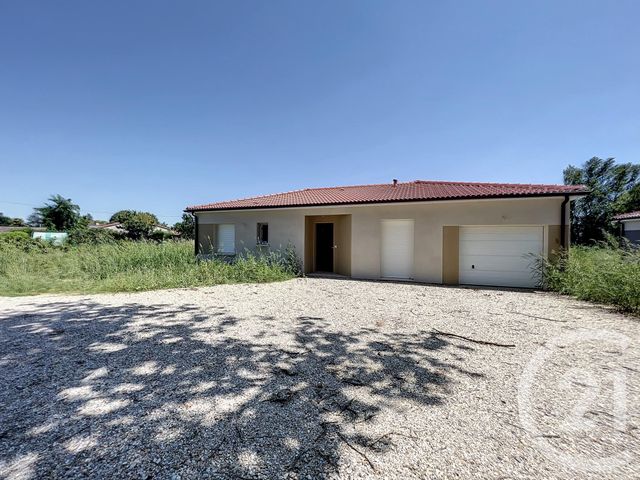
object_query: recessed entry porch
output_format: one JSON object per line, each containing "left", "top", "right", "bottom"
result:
{"left": 304, "top": 215, "right": 351, "bottom": 276}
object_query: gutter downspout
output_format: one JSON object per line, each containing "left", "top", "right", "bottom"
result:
{"left": 560, "top": 195, "right": 570, "bottom": 249}
{"left": 193, "top": 213, "right": 199, "bottom": 256}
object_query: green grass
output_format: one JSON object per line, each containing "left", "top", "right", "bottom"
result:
{"left": 0, "top": 241, "right": 298, "bottom": 296}
{"left": 540, "top": 245, "right": 640, "bottom": 314}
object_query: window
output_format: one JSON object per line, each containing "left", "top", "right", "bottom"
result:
{"left": 216, "top": 224, "right": 235, "bottom": 254}
{"left": 257, "top": 223, "right": 269, "bottom": 245}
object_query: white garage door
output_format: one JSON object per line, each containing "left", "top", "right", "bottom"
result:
{"left": 381, "top": 219, "right": 414, "bottom": 279}
{"left": 459, "top": 226, "right": 543, "bottom": 288}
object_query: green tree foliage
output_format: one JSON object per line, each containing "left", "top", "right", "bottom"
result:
{"left": 0, "top": 213, "right": 26, "bottom": 226}
{"left": 67, "top": 227, "right": 121, "bottom": 245}
{"left": 0, "top": 230, "right": 50, "bottom": 252}
{"left": 617, "top": 182, "right": 640, "bottom": 214}
{"left": 121, "top": 213, "right": 158, "bottom": 240}
{"left": 564, "top": 157, "right": 640, "bottom": 244}
{"left": 173, "top": 213, "right": 195, "bottom": 239}
{"left": 33, "top": 195, "right": 82, "bottom": 231}
{"left": 109, "top": 210, "right": 160, "bottom": 240}
{"left": 110, "top": 210, "right": 158, "bottom": 224}
{"left": 109, "top": 210, "right": 135, "bottom": 223}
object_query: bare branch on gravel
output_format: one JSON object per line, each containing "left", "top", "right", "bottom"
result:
{"left": 510, "top": 311, "right": 568, "bottom": 323}
{"left": 432, "top": 329, "right": 516, "bottom": 348}
{"left": 368, "top": 431, "right": 419, "bottom": 448}
{"left": 336, "top": 431, "right": 377, "bottom": 472}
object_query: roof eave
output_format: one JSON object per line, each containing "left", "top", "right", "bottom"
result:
{"left": 185, "top": 190, "right": 589, "bottom": 213}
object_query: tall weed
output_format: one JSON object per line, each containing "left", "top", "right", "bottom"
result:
{"left": 0, "top": 241, "right": 298, "bottom": 296}
{"left": 539, "top": 243, "right": 640, "bottom": 314}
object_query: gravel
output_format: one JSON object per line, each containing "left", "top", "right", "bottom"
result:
{"left": 0, "top": 278, "right": 639, "bottom": 479}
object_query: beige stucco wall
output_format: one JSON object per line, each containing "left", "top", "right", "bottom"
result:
{"left": 303, "top": 215, "right": 352, "bottom": 276}
{"left": 195, "top": 196, "right": 567, "bottom": 283}
{"left": 623, "top": 219, "right": 640, "bottom": 231}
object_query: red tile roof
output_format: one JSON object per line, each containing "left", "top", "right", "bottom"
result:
{"left": 613, "top": 210, "right": 640, "bottom": 221}
{"left": 186, "top": 180, "right": 588, "bottom": 212}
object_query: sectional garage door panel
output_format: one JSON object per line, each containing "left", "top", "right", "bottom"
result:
{"left": 381, "top": 219, "right": 414, "bottom": 279}
{"left": 459, "top": 226, "right": 543, "bottom": 288}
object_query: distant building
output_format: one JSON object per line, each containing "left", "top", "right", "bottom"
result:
{"left": 33, "top": 232, "right": 68, "bottom": 245}
{"left": 90, "top": 222, "right": 178, "bottom": 236}
{"left": 613, "top": 211, "right": 640, "bottom": 245}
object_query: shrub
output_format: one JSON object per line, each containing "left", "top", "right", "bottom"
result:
{"left": 0, "top": 231, "right": 51, "bottom": 252}
{"left": 0, "top": 227, "right": 33, "bottom": 236}
{"left": 148, "top": 230, "right": 174, "bottom": 243}
{"left": 260, "top": 244, "right": 302, "bottom": 276}
{"left": 67, "top": 228, "right": 121, "bottom": 245}
{"left": 0, "top": 231, "right": 30, "bottom": 241}
{"left": 539, "top": 244, "right": 640, "bottom": 314}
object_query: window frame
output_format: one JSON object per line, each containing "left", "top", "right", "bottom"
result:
{"left": 257, "top": 222, "right": 269, "bottom": 245}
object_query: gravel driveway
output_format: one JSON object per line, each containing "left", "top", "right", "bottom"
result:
{"left": 1, "top": 278, "right": 639, "bottom": 479}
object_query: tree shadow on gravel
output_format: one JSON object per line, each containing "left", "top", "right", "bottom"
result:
{"left": 0, "top": 300, "right": 484, "bottom": 478}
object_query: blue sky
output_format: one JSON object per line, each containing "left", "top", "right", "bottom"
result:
{"left": 1, "top": 1, "right": 639, "bottom": 224}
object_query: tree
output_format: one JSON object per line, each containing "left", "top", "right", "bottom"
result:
{"left": 616, "top": 182, "right": 640, "bottom": 214}
{"left": 0, "top": 213, "right": 25, "bottom": 226}
{"left": 173, "top": 213, "right": 195, "bottom": 239}
{"left": 109, "top": 210, "right": 136, "bottom": 223}
{"left": 110, "top": 210, "right": 158, "bottom": 224}
{"left": 27, "top": 212, "right": 44, "bottom": 227}
{"left": 564, "top": 157, "right": 640, "bottom": 244}
{"left": 33, "top": 195, "right": 82, "bottom": 231}
{"left": 109, "top": 210, "right": 159, "bottom": 240}
{"left": 120, "top": 213, "right": 157, "bottom": 240}
{"left": 76, "top": 214, "right": 93, "bottom": 230}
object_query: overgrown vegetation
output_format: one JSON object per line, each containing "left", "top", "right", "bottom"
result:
{"left": 0, "top": 212, "right": 26, "bottom": 226}
{"left": 173, "top": 213, "right": 195, "bottom": 239}
{"left": 564, "top": 157, "right": 640, "bottom": 244}
{"left": 109, "top": 210, "right": 163, "bottom": 240}
{"left": 0, "top": 240, "right": 300, "bottom": 296}
{"left": 539, "top": 241, "right": 640, "bottom": 314}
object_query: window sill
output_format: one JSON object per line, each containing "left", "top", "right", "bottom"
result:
{"left": 256, "top": 243, "right": 270, "bottom": 247}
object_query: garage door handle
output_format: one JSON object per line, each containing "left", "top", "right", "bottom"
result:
{"left": 471, "top": 264, "right": 475, "bottom": 269}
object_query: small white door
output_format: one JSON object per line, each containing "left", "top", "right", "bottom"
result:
{"left": 381, "top": 219, "right": 414, "bottom": 279}
{"left": 459, "top": 226, "right": 543, "bottom": 288}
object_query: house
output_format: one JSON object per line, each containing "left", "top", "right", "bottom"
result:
{"left": 613, "top": 211, "right": 640, "bottom": 245}
{"left": 185, "top": 180, "right": 588, "bottom": 288}
{"left": 90, "top": 222, "right": 177, "bottom": 236}
{"left": 89, "top": 222, "right": 128, "bottom": 234}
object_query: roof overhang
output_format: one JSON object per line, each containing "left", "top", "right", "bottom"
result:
{"left": 186, "top": 191, "right": 588, "bottom": 214}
